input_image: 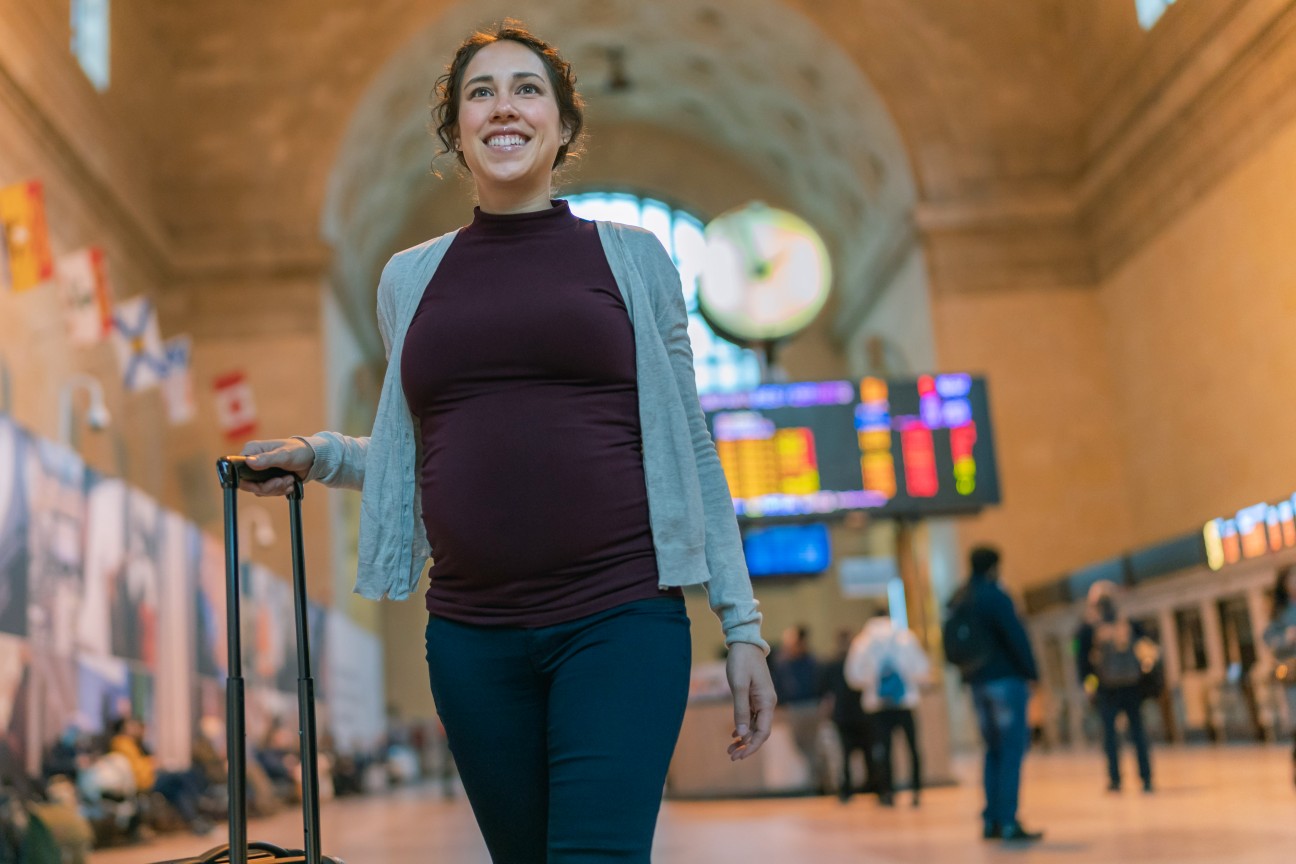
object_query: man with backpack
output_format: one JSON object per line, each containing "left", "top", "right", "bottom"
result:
{"left": 1075, "top": 581, "right": 1155, "bottom": 794}
{"left": 943, "top": 546, "right": 1044, "bottom": 843}
{"left": 845, "top": 607, "right": 930, "bottom": 807}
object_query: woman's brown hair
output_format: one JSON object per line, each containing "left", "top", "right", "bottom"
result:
{"left": 431, "top": 20, "right": 585, "bottom": 171}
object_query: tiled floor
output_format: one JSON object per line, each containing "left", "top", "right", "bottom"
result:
{"left": 94, "top": 746, "right": 1296, "bottom": 863}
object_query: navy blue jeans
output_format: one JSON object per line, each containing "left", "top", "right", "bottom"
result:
{"left": 971, "top": 677, "right": 1030, "bottom": 828}
{"left": 425, "top": 596, "right": 691, "bottom": 864}
{"left": 1097, "top": 687, "right": 1152, "bottom": 788}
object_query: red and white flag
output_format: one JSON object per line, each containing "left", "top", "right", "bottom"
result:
{"left": 213, "top": 371, "right": 257, "bottom": 440}
{"left": 59, "top": 247, "right": 114, "bottom": 346}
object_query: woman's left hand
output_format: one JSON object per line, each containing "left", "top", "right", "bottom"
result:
{"left": 726, "top": 642, "right": 777, "bottom": 761}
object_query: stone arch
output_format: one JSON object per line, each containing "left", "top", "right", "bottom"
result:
{"left": 322, "top": 0, "right": 921, "bottom": 363}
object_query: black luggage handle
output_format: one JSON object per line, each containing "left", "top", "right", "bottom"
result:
{"left": 217, "top": 455, "right": 304, "bottom": 497}
{"left": 215, "top": 455, "right": 322, "bottom": 864}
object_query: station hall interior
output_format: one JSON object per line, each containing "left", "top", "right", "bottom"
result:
{"left": 2, "top": 0, "right": 1296, "bottom": 862}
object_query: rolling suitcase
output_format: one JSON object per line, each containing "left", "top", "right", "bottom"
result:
{"left": 153, "top": 456, "right": 341, "bottom": 864}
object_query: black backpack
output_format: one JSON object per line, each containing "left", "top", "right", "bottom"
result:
{"left": 1093, "top": 622, "right": 1143, "bottom": 689}
{"left": 943, "top": 589, "right": 992, "bottom": 677}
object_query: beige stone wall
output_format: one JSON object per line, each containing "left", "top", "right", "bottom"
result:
{"left": 930, "top": 287, "right": 1136, "bottom": 587}
{"left": 0, "top": 0, "right": 334, "bottom": 597}
{"left": 1098, "top": 110, "right": 1296, "bottom": 547}
{"left": 0, "top": 1, "right": 167, "bottom": 496}
{"left": 381, "top": 593, "right": 439, "bottom": 721}
{"left": 925, "top": 89, "right": 1296, "bottom": 586}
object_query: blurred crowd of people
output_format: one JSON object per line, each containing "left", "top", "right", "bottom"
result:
{"left": 765, "top": 547, "right": 1163, "bottom": 843}
{"left": 0, "top": 709, "right": 458, "bottom": 863}
{"left": 764, "top": 546, "right": 1296, "bottom": 847}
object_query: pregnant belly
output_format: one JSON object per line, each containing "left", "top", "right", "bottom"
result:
{"left": 419, "top": 393, "right": 650, "bottom": 581}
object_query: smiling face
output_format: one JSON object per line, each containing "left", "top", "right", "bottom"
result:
{"left": 454, "top": 40, "right": 568, "bottom": 213}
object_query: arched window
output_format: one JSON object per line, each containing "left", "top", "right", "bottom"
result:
{"left": 71, "top": 0, "right": 111, "bottom": 91}
{"left": 1135, "top": 0, "right": 1176, "bottom": 30}
{"left": 567, "top": 192, "right": 763, "bottom": 395}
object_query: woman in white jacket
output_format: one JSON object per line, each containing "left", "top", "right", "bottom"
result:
{"left": 846, "top": 609, "right": 931, "bottom": 806}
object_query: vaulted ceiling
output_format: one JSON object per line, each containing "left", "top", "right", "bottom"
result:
{"left": 139, "top": 0, "right": 1093, "bottom": 257}
{"left": 85, "top": 0, "right": 1270, "bottom": 358}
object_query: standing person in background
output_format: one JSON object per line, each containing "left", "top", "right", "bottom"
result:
{"left": 945, "top": 546, "right": 1044, "bottom": 843}
{"left": 1264, "top": 566, "right": 1296, "bottom": 789}
{"left": 819, "top": 628, "right": 873, "bottom": 802}
{"left": 1075, "top": 581, "right": 1155, "bottom": 794}
{"left": 772, "top": 624, "right": 824, "bottom": 791}
{"left": 237, "top": 20, "right": 775, "bottom": 863}
{"left": 845, "top": 608, "right": 930, "bottom": 808}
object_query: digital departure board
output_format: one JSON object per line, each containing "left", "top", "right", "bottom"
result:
{"left": 701, "top": 374, "right": 1000, "bottom": 521}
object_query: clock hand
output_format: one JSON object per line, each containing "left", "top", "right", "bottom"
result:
{"left": 765, "top": 244, "right": 791, "bottom": 278}
{"left": 727, "top": 214, "right": 769, "bottom": 280}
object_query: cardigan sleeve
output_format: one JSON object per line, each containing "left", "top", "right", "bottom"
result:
{"left": 295, "top": 255, "right": 401, "bottom": 491}
{"left": 639, "top": 234, "right": 767, "bottom": 653}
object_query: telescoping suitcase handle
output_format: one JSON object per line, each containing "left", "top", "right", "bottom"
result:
{"left": 217, "top": 454, "right": 303, "bottom": 491}
{"left": 215, "top": 456, "right": 333, "bottom": 864}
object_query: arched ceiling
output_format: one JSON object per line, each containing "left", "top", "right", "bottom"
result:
{"left": 145, "top": 0, "right": 1090, "bottom": 279}
{"left": 129, "top": 0, "right": 1191, "bottom": 359}
{"left": 323, "top": 0, "right": 918, "bottom": 340}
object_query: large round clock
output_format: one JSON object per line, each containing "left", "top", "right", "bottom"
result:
{"left": 698, "top": 202, "right": 832, "bottom": 344}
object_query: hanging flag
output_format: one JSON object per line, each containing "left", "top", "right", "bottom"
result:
{"left": 162, "top": 335, "right": 196, "bottom": 426}
{"left": 0, "top": 180, "right": 55, "bottom": 292}
{"left": 58, "top": 247, "right": 115, "bottom": 346}
{"left": 111, "top": 296, "right": 167, "bottom": 392}
{"left": 213, "top": 371, "right": 258, "bottom": 440}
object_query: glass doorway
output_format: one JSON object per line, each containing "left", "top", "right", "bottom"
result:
{"left": 1216, "top": 595, "right": 1263, "bottom": 741}
{"left": 1130, "top": 614, "right": 1176, "bottom": 743}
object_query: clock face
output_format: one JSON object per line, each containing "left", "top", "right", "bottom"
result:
{"left": 699, "top": 203, "right": 832, "bottom": 344}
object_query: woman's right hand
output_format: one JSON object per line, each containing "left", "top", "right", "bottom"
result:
{"left": 238, "top": 438, "right": 315, "bottom": 497}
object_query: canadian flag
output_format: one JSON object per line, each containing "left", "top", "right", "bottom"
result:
{"left": 213, "top": 371, "right": 258, "bottom": 440}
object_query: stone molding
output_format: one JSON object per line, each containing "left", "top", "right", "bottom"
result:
{"left": 918, "top": 0, "right": 1296, "bottom": 295}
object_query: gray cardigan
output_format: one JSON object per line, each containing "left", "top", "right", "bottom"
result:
{"left": 302, "top": 221, "right": 767, "bottom": 651}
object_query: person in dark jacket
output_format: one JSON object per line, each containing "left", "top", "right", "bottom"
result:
{"left": 1075, "top": 581, "right": 1154, "bottom": 793}
{"left": 819, "top": 629, "right": 873, "bottom": 801}
{"left": 953, "top": 546, "right": 1043, "bottom": 843}
{"left": 1262, "top": 566, "right": 1296, "bottom": 788}
{"left": 771, "top": 625, "right": 824, "bottom": 790}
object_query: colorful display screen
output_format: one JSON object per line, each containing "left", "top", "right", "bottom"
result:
{"left": 743, "top": 523, "right": 832, "bottom": 577}
{"left": 701, "top": 374, "right": 1001, "bottom": 520}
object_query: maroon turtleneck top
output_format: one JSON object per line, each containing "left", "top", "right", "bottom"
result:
{"left": 399, "top": 201, "right": 674, "bottom": 627}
